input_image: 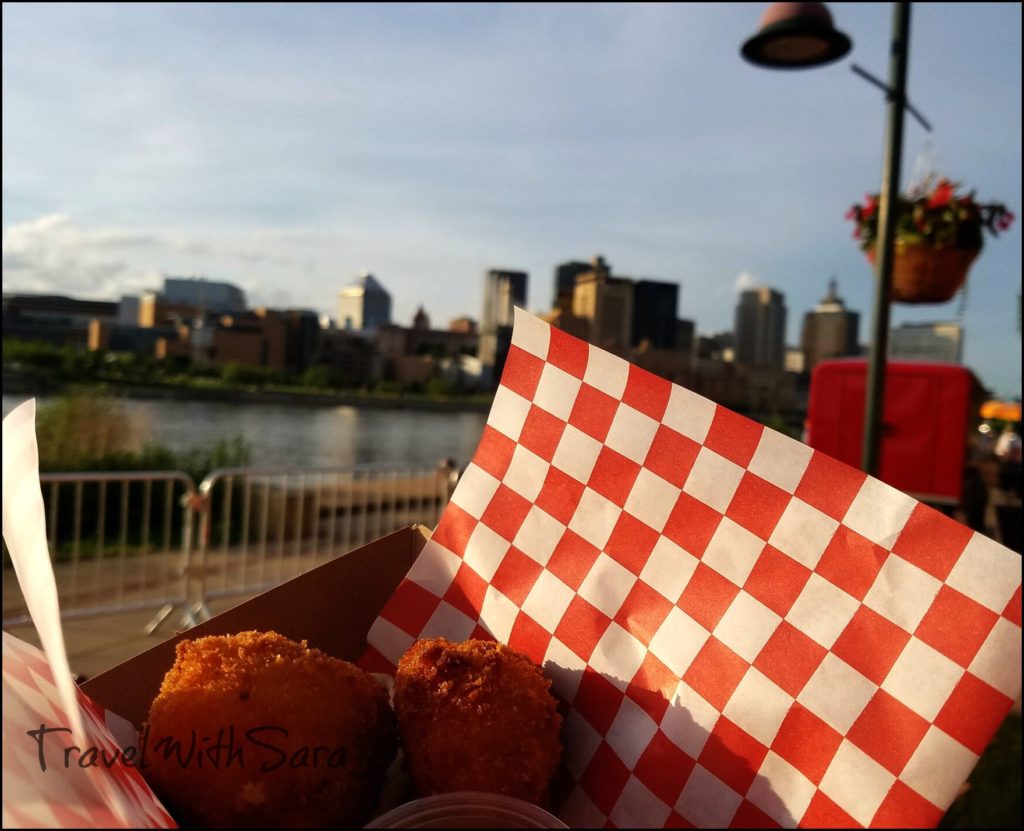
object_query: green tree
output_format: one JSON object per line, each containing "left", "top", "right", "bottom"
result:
{"left": 301, "top": 365, "right": 332, "bottom": 388}
{"left": 221, "top": 362, "right": 278, "bottom": 386}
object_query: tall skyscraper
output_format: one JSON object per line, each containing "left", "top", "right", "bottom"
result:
{"left": 338, "top": 272, "right": 392, "bottom": 332}
{"left": 553, "top": 261, "right": 592, "bottom": 312}
{"left": 890, "top": 321, "right": 963, "bottom": 363}
{"left": 632, "top": 280, "right": 679, "bottom": 349}
{"left": 572, "top": 256, "right": 633, "bottom": 354}
{"left": 479, "top": 268, "right": 528, "bottom": 384}
{"left": 800, "top": 279, "right": 860, "bottom": 372}
{"left": 676, "top": 318, "right": 696, "bottom": 357}
{"left": 734, "top": 287, "right": 787, "bottom": 369}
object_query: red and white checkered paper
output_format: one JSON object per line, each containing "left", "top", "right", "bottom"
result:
{"left": 3, "top": 633, "right": 176, "bottom": 829}
{"left": 362, "top": 308, "right": 1022, "bottom": 829}
{"left": 2, "top": 400, "right": 174, "bottom": 829}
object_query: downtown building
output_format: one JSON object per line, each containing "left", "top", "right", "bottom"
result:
{"left": 150, "top": 307, "right": 322, "bottom": 374}
{"left": 571, "top": 256, "right": 634, "bottom": 354}
{"left": 633, "top": 280, "right": 680, "bottom": 349}
{"left": 563, "top": 256, "right": 683, "bottom": 355}
{"left": 734, "top": 286, "right": 787, "bottom": 369}
{"left": 161, "top": 276, "right": 247, "bottom": 313}
{"left": 338, "top": 272, "right": 392, "bottom": 332}
{"left": 90, "top": 274, "right": 321, "bottom": 375}
{"left": 731, "top": 286, "right": 800, "bottom": 415}
{"left": 890, "top": 321, "right": 963, "bottom": 363}
{"left": 136, "top": 276, "right": 248, "bottom": 329}
{"left": 2, "top": 293, "right": 119, "bottom": 348}
{"left": 800, "top": 279, "right": 861, "bottom": 372}
{"left": 553, "top": 261, "right": 592, "bottom": 314}
{"left": 544, "top": 255, "right": 694, "bottom": 385}
{"left": 478, "top": 268, "right": 528, "bottom": 386}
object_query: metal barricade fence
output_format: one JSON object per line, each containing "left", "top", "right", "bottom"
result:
{"left": 184, "top": 463, "right": 459, "bottom": 624}
{"left": 2, "top": 471, "right": 196, "bottom": 631}
{"left": 3, "top": 463, "right": 459, "bottom": 633}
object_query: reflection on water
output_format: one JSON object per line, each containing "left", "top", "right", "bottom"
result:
{"left": 2, "top": 395, "right": 489, "bottom": 469}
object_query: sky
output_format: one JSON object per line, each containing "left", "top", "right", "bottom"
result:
{"left": 3, "top": 2, "right": 1021, "bottom": 397}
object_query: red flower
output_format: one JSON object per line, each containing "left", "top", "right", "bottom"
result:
{"left": 845, "top": 206, "right": 858, "bottom": 221}
{"left": 928, "top": 180, "right": 954, "bottom": 209}
{"left": 997, "top": 212, "right": 1015, "bottom": 231}
{"left": 861, "top": 195, "right": 877, "bottom": 220}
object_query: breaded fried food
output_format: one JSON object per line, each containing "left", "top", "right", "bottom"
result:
{"left": 144, "top": 630, "right": 396, "bottom": 829}
{"left": 394, "top": 637, "right": 563, "bottom": 806}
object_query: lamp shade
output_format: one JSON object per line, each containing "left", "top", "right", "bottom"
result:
{"left": 741, "top": 2, "right": 852, "bottom": 69}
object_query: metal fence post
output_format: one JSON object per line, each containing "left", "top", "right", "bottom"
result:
{"left": 184, "top": 482, "right": 214, "bottom": 627}
{"left": 5, "top": 462, "right": 465, "bottom": 632}
{"left": 144, "top": 473, "right": 201, "bottom": 635}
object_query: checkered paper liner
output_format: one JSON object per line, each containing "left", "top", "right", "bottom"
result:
{"left": 2, "top": 400, "right": 175, "bottom": 829}
{"left": 3, "top": 633, "right": 176, "bottom": 829}
{"left": 363, "top": 308, "right": 1022, "bottom": 829}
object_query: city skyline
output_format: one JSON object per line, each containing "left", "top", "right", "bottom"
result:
{"left": 0, "top": 265, "right": 942, "bottom": 357}
{"left": 3, "top": 4, "right": 1020, "bottom": 396}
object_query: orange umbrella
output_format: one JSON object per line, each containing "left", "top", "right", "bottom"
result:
{"left": 980, "top": 400, "right": 1022, "bottom": 421}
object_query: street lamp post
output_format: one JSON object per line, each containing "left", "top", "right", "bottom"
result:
{"left": 861, "top": 2, "right": 909, "bottom": 476}
{"left": 742, "top": 1, "right": 923, "bottom": 476}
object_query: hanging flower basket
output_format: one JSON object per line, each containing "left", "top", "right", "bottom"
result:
{"left": 847, "top": 177, "right": 1014, "bottom": 305}
{"left": 865, "top": 243, "right": 978, "bottom": 303}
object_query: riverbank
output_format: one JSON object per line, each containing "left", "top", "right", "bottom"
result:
{"left": 2, "top": 371, "right": 493, "bottom": 413}
{"left": 2, "top": 391, "right": 491, "bottom": 470}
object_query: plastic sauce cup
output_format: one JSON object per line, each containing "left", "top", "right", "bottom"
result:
{"left": 364, "top": 792, "right": 568, "bottom": 828}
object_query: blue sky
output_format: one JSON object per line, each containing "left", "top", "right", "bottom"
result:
{"left": 3, "top": 3, "right": 1021, "bottom": 396}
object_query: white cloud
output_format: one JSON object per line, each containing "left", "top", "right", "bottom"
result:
{"left": 2, "top": 215, "right": 160, "bottom": 299}
{"left": 1, "top": 4, "right": 1020, "bottom": 394}
{"left": 0, "top": 214, "right": 316, "bottom": 306}
{"left": 733, "top": 271, "right": 759, "bottom": 294}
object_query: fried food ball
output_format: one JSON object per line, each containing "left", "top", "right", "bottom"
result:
{"left": 394, "top": 637, "right": 563, "bottom": 806}
{"left": 144, "top": 630, "right": 396, "bottom": 829}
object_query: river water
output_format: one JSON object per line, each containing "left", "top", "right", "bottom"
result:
{"left": 1, "top": 394, "right": 489, "bottom": 470}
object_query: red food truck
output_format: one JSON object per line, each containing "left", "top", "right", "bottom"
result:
{"left": 806, "top": 359, "right": 984, "bottom": 508}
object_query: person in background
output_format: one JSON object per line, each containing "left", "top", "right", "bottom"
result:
{"left": 972, "top": 423, "right": 998, "bottom": 460}
{"left": 995, "top": 425, "right": 1019, "bottom": 515}
{"left": 994, "top": 422, "right": 1023, "bottom": 464}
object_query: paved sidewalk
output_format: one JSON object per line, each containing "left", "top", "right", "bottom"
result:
{"left": 4, "top": 596, "right": 256, "bottom": 682}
